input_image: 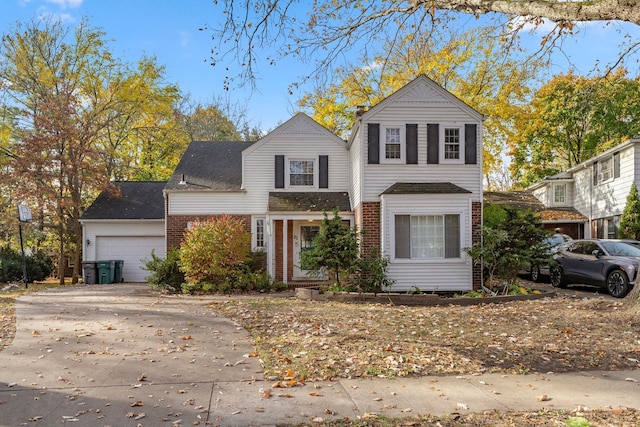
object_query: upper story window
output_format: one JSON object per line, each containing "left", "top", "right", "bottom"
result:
{"left": 384, "top": 127, "right": 402, "bottom": 160}
{"left": 289, "top": 159, "right": 314, "bottom": 186}
{"left": 595, "top": 152, "right": 620, "bottom": 185}
{"left": 439, "top": 124, "right": 465, "bottom": 164}
{"left": 444, "top": 128, "right": 460, "bottom": 160}
{"left": 553, "top": 183, "right": 566, "bottom": 204}
{"left": 378, "top": 125, "right": 405, "bottom": 163}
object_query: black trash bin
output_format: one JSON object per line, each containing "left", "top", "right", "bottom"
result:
{"left": 112, "top": 260, "right": 124, "bottom": 283}
{"left": 82, "top": 261, "right": 98, "bottom": 284}
{"left": 97, "top": 260, "right": 115, "bottom": 284}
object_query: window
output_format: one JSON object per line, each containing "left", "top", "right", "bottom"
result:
{"left": 444, "top": 128, "right": 460, "bottom": 160}
{"left": 289, "top": 160, "right": 314, "bottom": 186}
{"left": 385, "top": 127, "right": 401, "bottom": 159}
{"left": 395, "top": 214, "right": 460, "bottom": 259}
{"left": 254, "top": 217, "right": 265, "bottom": 249}
{"left": 380, "top": 125, "right": 405, "bottom": 163}
{"left": 554, "top": 183, "right": 566, "bottom": 204}
{"left": 605, "top": 216, "right": 619, "bottom": 239}
{"left": 599, "top": 156, "right": 613, "bottom": 182}
{"left": 439, "top": 124, "right": 465, "bottom": 163}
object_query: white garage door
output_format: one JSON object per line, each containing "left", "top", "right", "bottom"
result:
{"left": 96, "top": 236, "right": 165, "bottom": 282}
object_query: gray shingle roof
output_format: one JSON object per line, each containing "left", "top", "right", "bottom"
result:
{"left": 81, "top": 181, "right": 166, "bottom": 220}
{"left": 268, "top": 192, "right": 352, "bottom": 212}
{"left": 381, "top": 182, "right": 472, "bottom": 195}
{"left": 165, "top": 141, "right": 255, "bottom": 191}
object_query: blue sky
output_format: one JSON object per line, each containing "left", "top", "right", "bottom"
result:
{"left": 3, "top": 0, "right": 640, "bottom": 131}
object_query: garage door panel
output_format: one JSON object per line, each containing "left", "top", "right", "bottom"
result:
{"left": 96, "top": 236, "right": 165, "bottom": 282}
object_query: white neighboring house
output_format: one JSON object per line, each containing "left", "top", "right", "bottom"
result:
{"left": 164, "top": 75, "right": 484, "bottom": 291}
{"left": 527, "top": 139, "right": 640, "bottom": 238}
{"left": 80, "top": 181, "right": 166, "bottom": 282}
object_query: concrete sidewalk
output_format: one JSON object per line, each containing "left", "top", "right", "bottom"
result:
{"left": 0, "top": 284, "right": 638, "bottom": 426}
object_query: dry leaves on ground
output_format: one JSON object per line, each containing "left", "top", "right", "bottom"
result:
{"left": 210, "top": 296, "right": 640, "bottom": 381}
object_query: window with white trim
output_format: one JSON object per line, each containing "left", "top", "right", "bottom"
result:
{"left": 381, "top": 125, "right": 405, "bottom": 163}
{"left": 289, "top": 159, "right": 315, "bottom": 186}
{"left": 440, "top": 125, "right": 465, "bottom": 163}
{"left": 395, "top": 214, "right": 460, "bottom": 259}
{"left": 599, "top": 156, "right": 613, "bottom": 182}
{"left": 253, "top": 217, "right": 265, "bottom": 249}
{"left": 553, "top": 183, "right": 566, "bottom": 204}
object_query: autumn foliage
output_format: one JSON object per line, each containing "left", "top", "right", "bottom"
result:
{"left": 178, "top": 216, "right": 250, "bottom": 285}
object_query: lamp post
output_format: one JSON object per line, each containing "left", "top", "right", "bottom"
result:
{"left": 18, "top": 204, "right": 32, "bottom": 289}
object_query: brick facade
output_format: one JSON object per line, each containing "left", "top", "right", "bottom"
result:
{"left": 274, "top": 220, "right": 283, "bottom": 281}
{"left": 166, "top": 214, "right": 251, "bottom": 251}
{"left": 359, "top": 202, "right": 381, "bottom": 257}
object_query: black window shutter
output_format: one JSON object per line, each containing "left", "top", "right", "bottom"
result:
{"left": 427, "top": 124, "right": 439, "bottom": 164}
{"left": 593, "top": 161, "right": 598, "bottom": 185}
{"left": 613, "top": 152, "right": 620, "bottom": 178}
{"left": 368, "top": 123, "right": 380, "bottom": 164}
{"left": 406, "top": 124, "right": 418, "bottom": 164}
{"left": 465, "top": 124, "right": 477, "bottom": 164}
{"left": 275, "top": 155, "right": 284, "bottom": 188}
{"left": 319, "top": 155, "right": 329, "bottom": 188}
{"left": 395, "top": 215, "right": 411, "bottom": 258}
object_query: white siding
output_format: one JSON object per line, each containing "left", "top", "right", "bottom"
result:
{"left": 381, "top": 194, "right": 473, "bottom": 292}
{"left": 573, "top": 145, "right": 635, "bottom": 220}
{"left": 531, "top": 186, "right": 549, "bottom": 206}
{"left": 360, "top": 80, "right": 483, "bottom": 202}
{"left": 168, "top": 191, "right": 251, "bottom": 215}
{"left": 349, "top": 125, "right": 362, "bottom": 211}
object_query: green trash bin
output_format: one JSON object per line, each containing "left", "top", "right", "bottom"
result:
{"left": 97, "top": 260, "right": 115, "bottom": 284}
{"left": 112, "top": 260, "right": 124, "bottom": 283}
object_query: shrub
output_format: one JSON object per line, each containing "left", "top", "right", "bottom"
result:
{"left": 179, "top": 216, "right": 251, "bottom": 285}
{"left": 349, "top": 253, "right": 394, "bottom": 293}
{"left": 0, "top": 246, "right": 53, "bottom": 283}
{"left": 143, "top": 250, "right": 185, "bottom": 293}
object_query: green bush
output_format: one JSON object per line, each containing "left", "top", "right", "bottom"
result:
{"left": 0, "top": 246, "right": 53, "bottom": 283}
{"left": 143, "top": 250, "right": 185, "bottom": 293}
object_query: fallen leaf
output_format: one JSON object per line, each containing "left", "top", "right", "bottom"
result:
{"left": 537, "top": 394, "right": 550, "bottom": 401}
{"left": 309, "top": 392, "right": 321, "bottom": 396}
{"left": 131, "top": 401, "right": 144, "bottom": 407}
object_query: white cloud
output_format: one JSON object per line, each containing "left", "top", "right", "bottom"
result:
{"left": 45, "top": 0, "right": 83, "bottom": 9}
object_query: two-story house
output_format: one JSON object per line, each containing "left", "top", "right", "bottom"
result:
{"left": 527, "top": 139, "right": 640, "bottom": 238}
{"left": 164, "top": 76, "right": 484, "bottom": 291}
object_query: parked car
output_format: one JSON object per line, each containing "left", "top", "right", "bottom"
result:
{"left": 550, "top": 239, "right": 640, "bottom": 298}
{"left": 524, "top": 233, "right": 572, "bottom": 282}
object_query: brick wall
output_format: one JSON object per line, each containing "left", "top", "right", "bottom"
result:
{"left": 471, "top": 201, "right": 482, "bottom": 290}
{"left": 287, "top": 220, "right": 294, "bottom": 281}
{"left": 166, "top": 214, "right": 251, "bottom": 251}
{"left": 360, "top": 202, "right": 381, "bottom": 257}
{"left": 274, "top": 220, "right": 283, "bottom": 281}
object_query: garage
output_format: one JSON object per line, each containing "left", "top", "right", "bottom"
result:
{"left": 96, "top": 236, "right": 165, "bottom": 282}
{"left": 80, "top": 181, "right": 167, "bottom": 283}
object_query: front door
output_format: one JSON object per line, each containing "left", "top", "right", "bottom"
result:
{"left": 294, "top": 222, "right": 320, "bottom": 278}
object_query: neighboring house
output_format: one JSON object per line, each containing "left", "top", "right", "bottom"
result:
{"left": 165, "top": 75, "right": 484, "bottom": 291}
{"left": 80, "top": 181, "right": 166, "bottom": 282}
{"left": 483, "top": 191, "right": 587, "bottom": 238}
{"left": 527, "top": 139, "right": 640, "bottom": 238}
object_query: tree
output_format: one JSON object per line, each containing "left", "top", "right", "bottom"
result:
{"left": 509, "top": 70, "right": 640, "bottom": 187}
{"left": 300, "top": 210, "right": 359, "bottom": 287}
{"left": 465, "top": 205, "right": 551, "bottom": 286}
{"left": 206, "top": 1, "right": 640, "bottom": 89}
{"left": 0, "top": 17, "right": 179, "bottom": 283}
{"left": 619, "top": 183, "right": 640, "bottom": 240}
{"left": 298, "top": 25, "right": 540, "bottom": 180}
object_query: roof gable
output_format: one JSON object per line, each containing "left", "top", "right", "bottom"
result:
{"left": 81, "top": 181, "right": 166, "bottom": 220}
{"left": 243, "top": 113, "right": 346, "bottom": 156}
{"left": 360, "top": 75, "right": 483, "bottom": 122}
{"left": 165, "top": 140, "right": 254, "bottom": 191}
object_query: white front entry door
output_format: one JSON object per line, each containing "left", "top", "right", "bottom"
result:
{"left": 293, "top": 221, "right": 320, "bottom": 278}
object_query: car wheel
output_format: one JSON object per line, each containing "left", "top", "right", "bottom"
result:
{"left": 530, "top": 265, "right": 541, "bottom": 283}
{"left": 550, "top": 266, "right": 566, "bottom": 288}
{"left": 606, "top": 269, "right": 630, "bottom": 298}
